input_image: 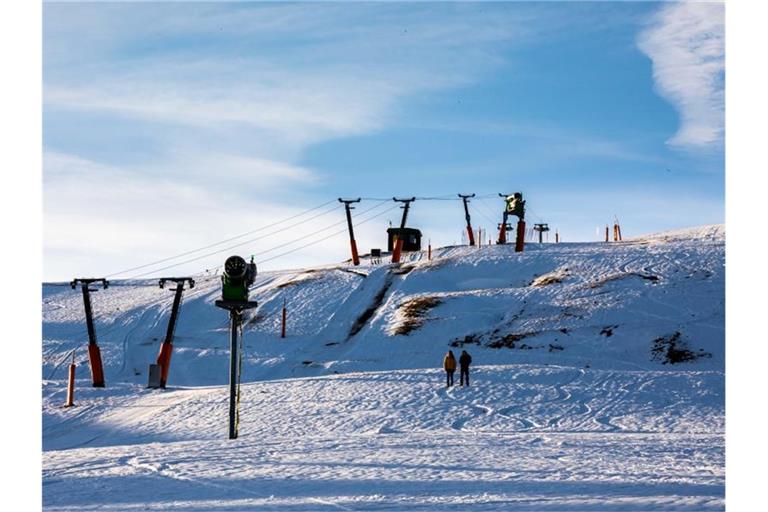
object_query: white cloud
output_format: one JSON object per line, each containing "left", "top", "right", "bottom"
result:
{"left": 43, "top": 151, "right": 329, "bottom": 279}
{"left": 637, "top": 2, "right": 725, "bottom": 149}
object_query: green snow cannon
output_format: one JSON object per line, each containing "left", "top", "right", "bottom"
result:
{"left": 221, "top": 255, "right": 257, "bottom": 302}
{"left": 505, "top": 192, "right": 526, "bottom": 219}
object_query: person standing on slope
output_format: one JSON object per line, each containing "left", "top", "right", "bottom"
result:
{"left": 459, "top": 350, "right": 472, "bottom": 387}
{"left": 443, "top": 350, "right": 457, "bottom": 387}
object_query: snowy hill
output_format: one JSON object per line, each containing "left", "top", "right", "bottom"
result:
{"left": 42, "top": 225, "right": 725, "bottom": 510}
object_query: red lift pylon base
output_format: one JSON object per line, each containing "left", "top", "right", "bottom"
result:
{"left": 515, "top": 220, "right": 526, "bottom": 253}
{"left": 88, "top": 343, "right": 105, "bottom": 388}
{"left": 391, "top": 237, "right": 404, "bottom": 263}
{"left": 156, "top": 342, "right": 173, "bottom": 388}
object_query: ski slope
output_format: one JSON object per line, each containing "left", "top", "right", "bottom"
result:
{"left": 42, "top": 225, "right": 725, "bottom": 510}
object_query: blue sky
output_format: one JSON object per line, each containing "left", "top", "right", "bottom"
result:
{"left": 42, "top": 1, "right": 725, "bottom": 281}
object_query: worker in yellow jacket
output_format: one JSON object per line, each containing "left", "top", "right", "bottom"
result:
{"left": 443, "top": 350, "right": 457, "bottom": 387}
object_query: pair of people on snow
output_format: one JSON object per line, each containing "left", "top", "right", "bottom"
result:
{"left": 443, "top": 350, "right": 472, "bottom": 387}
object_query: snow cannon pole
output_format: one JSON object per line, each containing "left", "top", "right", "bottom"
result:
{"left": 71, "top": 278, "right": 108, "bottom": 388}
{"left": 65, "top": 352, "right": 76, "bottom": 408}
{"left": 515, "top": 220, "right": 526, "bottom": 252}
{"left": 281, "top": 299, "right": 287, "bottom": 339}
{"left": 229, "top": 310, "right": 240, "bottom": 439}
{"left": 339, "top": 198, "right": 361, "bottom": 266}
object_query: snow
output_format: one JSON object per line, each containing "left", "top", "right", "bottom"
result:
{"left": 42, "top": 225, "right": 725, "bottom": 510}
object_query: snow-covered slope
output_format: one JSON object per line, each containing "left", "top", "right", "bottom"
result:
{"left": 42, "top": 225, "right": 725, "bottom": 510}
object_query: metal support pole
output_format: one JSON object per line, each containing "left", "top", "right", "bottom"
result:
{"left": 281, "top": 299, "right": 287, "bottom": 339}
{"left": 228, "top": 310, "right": 240, "bottom": 440}
{"left": 339, "top": 198, "right": 361, "bottom": 266}
{"left": 215, "top": 297, "right": 257, "bottom": 440}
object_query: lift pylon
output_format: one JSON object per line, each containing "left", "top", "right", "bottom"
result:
{"left": 70, "top": 278, "right": 109, "bottom": 387}
{"left": 338, "top": 198, "right": 362, "bottom": 266}
{"left": 152, "top": 277, "right": 195, "bottom": 389}
{"left": 391, "top": 197, "right": 416, "bottom": 263}
{"left": 458, "top": 193, "right": 476, "bottom": 246}
{"left": 533, "top": 223, "right": 550, "bottom": 244}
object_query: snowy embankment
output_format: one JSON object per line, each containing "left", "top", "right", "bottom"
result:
{"left": 42, "top": 225, "right": 725, "bottom": 510}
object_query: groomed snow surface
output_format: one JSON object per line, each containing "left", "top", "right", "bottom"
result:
{"left": 42, "top": 225, "right": 725, "bottom": 510}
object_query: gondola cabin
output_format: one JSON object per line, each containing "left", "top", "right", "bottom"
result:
{"left": 387, "top": 227, "right": 422, "bottom": 252}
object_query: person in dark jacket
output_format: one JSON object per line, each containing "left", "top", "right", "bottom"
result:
{"left": 443, "top": 350, "right": 457, "bottom": 387}
{"left": 459, "top": 350, "right": 472, "bottom": 386}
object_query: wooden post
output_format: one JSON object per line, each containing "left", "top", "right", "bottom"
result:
{"left": 555, "top": 231, "right": 559, "bottom": 243}
{"left": 428, "top": 239, "right": 431, "bottom": 260}
{"left": 65, "top": 352, "right": 76, "bottom": 408}
{"left": 605, "top": 225, "right": 609, "bottom": 242}
{"left": 281, "top": 299, "right": 287, "bottom": 339}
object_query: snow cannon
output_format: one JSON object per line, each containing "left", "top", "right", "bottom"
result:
{"left": 504, "top": 192, "right": 526, "bottom": 220}
{"left": 221, "top": 255, "right": 257, "bottom": 302}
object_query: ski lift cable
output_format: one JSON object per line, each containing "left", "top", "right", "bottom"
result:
{"left": 128, "top": 200, "right": 392, "bottom": 279}
{"left": 256, "top": 204, "right": 400, "bottom": 266}
{"left": 121, "top": 203, "right": 348, "bottom": 279}
{"left": 470, "top": 203, "right": 498, "bottom": 227}
{"left": 103, "top": 198, "right": 341, "bottom": 278}
{"left": 245, "top": 202, "right": 399, "bottom": 267}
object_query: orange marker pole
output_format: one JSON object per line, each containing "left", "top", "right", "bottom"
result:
{"left": 65, "top": 353, "right": 76, "bottom": 408}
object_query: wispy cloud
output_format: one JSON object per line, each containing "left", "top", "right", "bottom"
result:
{"left": 637, "top": 2, "right": 725, "bottom": 150}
